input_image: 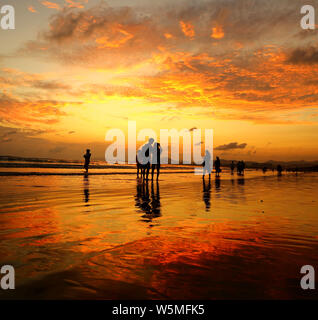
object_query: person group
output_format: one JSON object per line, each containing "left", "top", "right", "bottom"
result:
{"left": 136, "top": 138, "right": 162, "bottom": 181}
{"left": 82, "top": 148, "right": 285, "bottom": 180}
{"left": 236, "top": 161, "right": 246, "bottom": 175}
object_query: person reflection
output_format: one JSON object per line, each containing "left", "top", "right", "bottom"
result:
{"left": 202, "top": 178, "right": 211, "bottom": 211}
{"left": 237, "top": 177, "right": 245, "bottom": 185}
{"left": 215, "top": 176, "right": 221, "bottom": 191}
{"left": 135, "top": 180, "right": 161, "bottom": 223}
{"left": 151, "top": 181, "right": 161, "bottom": 218}
{"left": 83, "top": 173, "right": 89, "bottom": 203}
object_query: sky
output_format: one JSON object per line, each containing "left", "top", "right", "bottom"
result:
{"left": 0, "top": 0, "right": 318, "bottom": 161}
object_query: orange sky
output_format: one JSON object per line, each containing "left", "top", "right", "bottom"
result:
{"left": 0, "top": 0, "right": 318, "bottom": 161}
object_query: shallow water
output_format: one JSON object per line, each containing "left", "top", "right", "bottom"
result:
{"left": 0, "top": 171, "right": 318, "bottom": 299}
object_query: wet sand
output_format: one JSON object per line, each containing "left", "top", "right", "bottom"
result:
{"left": 0, "top": 171, "right": 318, "bottom": 299}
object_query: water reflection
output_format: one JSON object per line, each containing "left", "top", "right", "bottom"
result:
{"left": 237, "top": 177, "right": 245, "bottom": 186}
{"left": 1, "top": 173, "right": 318, "bottom": 299}
{"left": 215, "top": 177, "right": 221, "bottom": 191}
{"left": 135, "top": 180, "right": 161, "bottom": 224}
{"left": 202, "top": 179, "right": 211, "bottom": 211}
{"left": 83, "top": 174, "right": 90, "bottom": 204}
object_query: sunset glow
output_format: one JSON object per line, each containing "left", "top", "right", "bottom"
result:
{"left": 0, "top": 0, "right": 318, "bottom": 161}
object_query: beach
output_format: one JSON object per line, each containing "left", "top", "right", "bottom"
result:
{"left": 0, "top": 168, "right": 318, "bottom": 299}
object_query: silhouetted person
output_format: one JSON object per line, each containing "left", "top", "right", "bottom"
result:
{"left": 237, "top": 160, "right": 245, "bottom": 175}
{"left": 214, "top": 156, "right": 221, "bottom": 177}
{"left": 230, "top": 161, "right": 235, "bottom": 175}
{"left": 203, "top": 178, "right": 211, "bottom": 211}
{"left": 140, "top": 138, "right": 154, "bottom": 181}
{"left": 83, "top": 149, "right": 91, "bottom": 173}
{"left": 241, "top": 160, "right": 245, "bottom": 175}
{"left": 202, "top": 150, "right": 212, "bottom": 180}
{"left": 151, "top": 142, "right": 162, "bottom": 181}
{"left": 136, "top": 150, "right": 142, "bottom": 178}
{"left": 237, "top": 161, "right": 241, "bottom": 175}
{"left": 277, "top": 164, "right": 283, "bottom": 176}
{"left": 262, "top": 166, "right": 267, "bottom": 174}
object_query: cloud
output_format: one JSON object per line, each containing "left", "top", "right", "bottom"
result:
{"left": 286, "top": 47, "right": 318, "bottom": 65}
{"left": 28, "top": 6, "right": 38, "bottom": 13}
{"left": 211, "top": 25, "right": 224, "bottom": 39}
{"left": 0, "top": 93, "right": 80, "bottom": 128}
{"left": 13, "top": 0, "right": 318, "bottom": 121}
{"left": 41, "top": 1, "right": 61, "bottom": 11}
{"left": 32, "top": 80, "right": 71, "bottom": 90}
{"left": 179, "top": 21, "right": 195, "bottom": 39}
{"left": 215, "top": 142, "right": 247, "bottom": 151}
{"left": 65, "top": 0, "right": 87, "bottom": 9}
{"left": 0, "top": 68, "right": 71, "bottom": 91}
{"left": 0, "top": 126, "right": 111, "bottom": 160}
{"left": 49, "top": 146, "right": 66, "bottom": 153}
{"left": 1, "top": 129, "right": 18, "bottom": 143}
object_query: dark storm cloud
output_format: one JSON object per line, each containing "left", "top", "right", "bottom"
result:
{"left": 286, "top": 47, "right": 318, "bottom": 65}
{"left": 215, "top": 142, "right": 247, "bottom": 151}
{"left": 32, "top": 80, "right": 71, "bottom": 90}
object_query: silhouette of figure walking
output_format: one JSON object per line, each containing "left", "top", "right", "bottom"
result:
{"left": 151, "top": 142, "right": 162, "bottom": 181}
{"left": 202, "top": 150, "right": 212, "bottom": 180}
{"left": 139, "top": 138, "right": 154, "bottom": 181}
{"left": 136, "top": 150, "right": 142, "bottom": 178}
{"left": 230, "top": 161, "right": 235, "bottom": 175}
{"left": 83, "top": 149, "right": 91, "bottom": 173}
{"left": 214, "top": 156, "right": 221, "bottom": 177}
{"left": 241, "top": 160, "right": 245, "bottom": 175}
{"left": 237, "top": 161, "right": 241, "bottom": 175}
{"left": 277, "top": 164, "right": 283, "bottom": 176}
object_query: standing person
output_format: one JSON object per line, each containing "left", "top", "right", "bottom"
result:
{"left": 277, "top": 164, "right": 283, "bottom": 176}
{"left": 241, "top": 160, "right": 245, "bottom": 175}
{"left": 141, "top": 138, "right": 154, "bottom": 181}
{"left": 230, "top": 161, "right": 235, "bottom": 175}
{"left": 151, "top": 142, "right": 162, "bottom": 181}
{"left": 136, "top": 150, "right": 142, "bottom": 178}
{"left": 214, "top": 156, "right": 221, "bottom": 177}
{"left": 83, "top": 149, "right": 91, "bottom": 174}
{"left": 237, "top": 161, "right": 241, "bottom": 175}
{"left": 202, "top": 150, "right": 212, "bottom": 180}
